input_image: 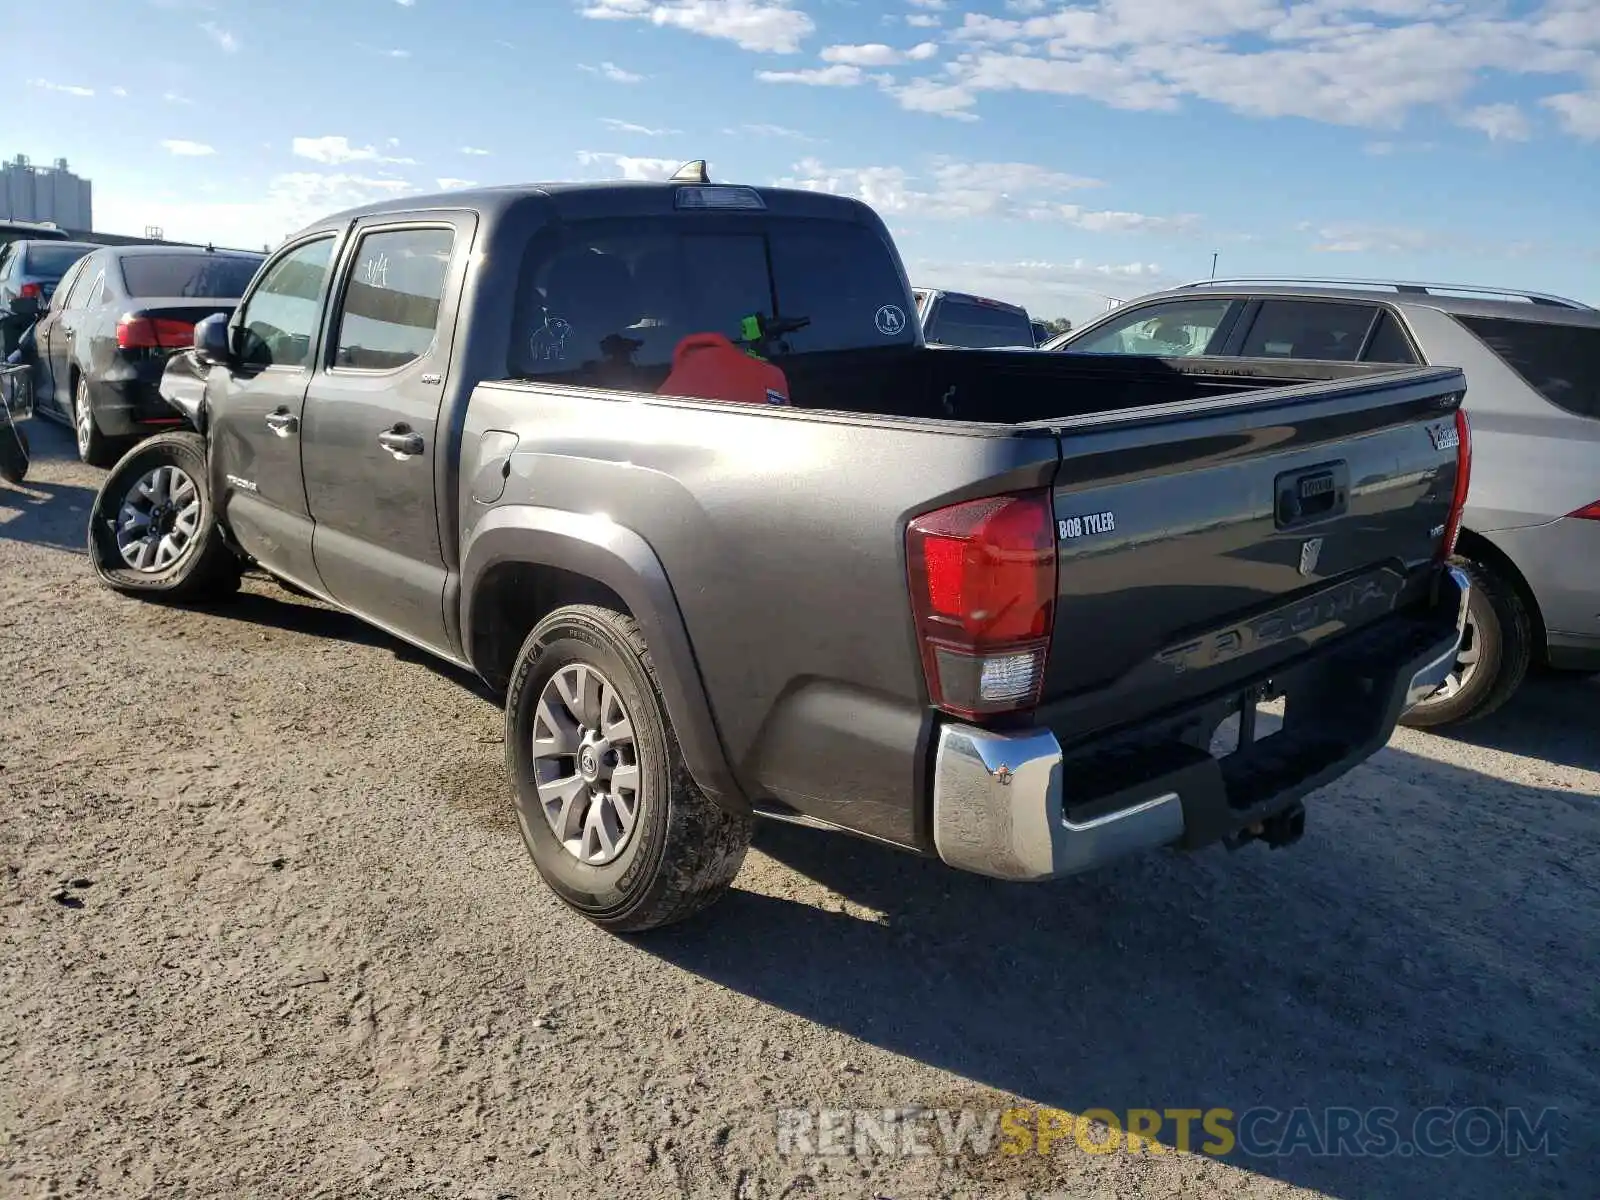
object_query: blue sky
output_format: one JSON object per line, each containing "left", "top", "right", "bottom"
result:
{"left": 12, "top": 0, "right": 1600, "bottom": 322}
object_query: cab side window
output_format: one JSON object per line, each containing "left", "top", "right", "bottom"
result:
{"left": 1069, "top": 298, "right": 1235, "bottom": 357}
{"left": 330, "top": 227, "right": 456, "bottom": 371}
{"left": 237, "top": 236, "right": 336, "bottom": 369}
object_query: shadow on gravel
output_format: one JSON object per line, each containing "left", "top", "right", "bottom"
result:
{"left": 1, "top": 418, "right": 95, "bottom": 554}
{"left": 0, "top": 478, "right": 96, "bottom": 554}
{"left": 1433, "top": 671, "right": 1600, "bottom": 775}
{"left": 193, "top": 585, "right": 501, "bottom": 703}
{"left": 645, "top": 746, "right": 1596, "bottom": 1200}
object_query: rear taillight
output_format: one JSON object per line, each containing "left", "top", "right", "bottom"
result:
{"left": 906, "top": 490, "right": 1057, "bottom": 719}
{"left": 117, "top": 315, "right": 196, "bottom": 351}
{"left": 1438, "top": 407, "right": 1472, "bottom": 561}
{"left": 1570, "top": 501, "right": 1600, "bottom": 521}
{"left": 18, "top": 282, "right": 42, "bottom": 300}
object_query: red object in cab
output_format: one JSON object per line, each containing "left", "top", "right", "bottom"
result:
{"left": 658, "top": 332, "right": 790, "bottom": 406}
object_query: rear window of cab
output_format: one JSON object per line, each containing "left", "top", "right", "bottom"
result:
{"left": 507, "top": 217, "right": 916, "bottom": 383}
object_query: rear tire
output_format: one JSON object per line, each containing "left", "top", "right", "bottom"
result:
{"left": 88, "top": 431, "right": 242, "bottom": 603}
{"left": 1400, "top": 556, "right": 1531, "bottom": 729}
{"left": 504, "top": 604, "right": 753, "bottom": 933}
{"left": 74, "top": 376, "right": 121, "bottom": 469}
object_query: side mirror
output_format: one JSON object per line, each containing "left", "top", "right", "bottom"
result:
{"left": 193, "top": 312, "right": 233, "bottom": 367}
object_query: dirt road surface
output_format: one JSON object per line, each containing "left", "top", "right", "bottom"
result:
{"left": 3, "top": 420, "right": 1596, "bottom": 1199}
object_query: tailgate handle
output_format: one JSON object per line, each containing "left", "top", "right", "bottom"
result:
{"left": 1275, "top": 462, "right": 1348, "bottom": 529}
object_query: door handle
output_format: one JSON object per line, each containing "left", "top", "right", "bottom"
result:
{"left": 378, "top": 426, "right": 425, "bottom": 458}
{"left": 264, "top": 409, "right": 298, "bottom": 437}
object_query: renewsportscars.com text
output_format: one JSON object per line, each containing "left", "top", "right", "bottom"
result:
{"left": 776, "top": 1105, "right": 1560, "bottom": 1160}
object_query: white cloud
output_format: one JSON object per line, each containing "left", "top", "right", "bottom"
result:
{"left": 436, "top": 178, "right": 476, "bottom": 189}
{"left": 906, "top": 14, "right": 940, "bottom": 28}
{"left": 578, "top": 0, "right": 814, "bottom": 54}
{"left": 600, "top": 118, "right": 682, "bottom": 135}
{"left": 1308, "top": 222, "right": 1444, "bottom": 254}
{"left": 28, "top": 79, "right": 94, "bottom": 97}
{"left": 359, "top": 45, "right": 411, "bottom": 59}
{"left": 1460, "top": 102, "right": 1532, "bottom": 141}
{"left": 580, "top": 61, "right": 646, "bottom": 83}
{"left": 460, "top": 146, "right": 491, "bottom": 155}
{"left": 902, "top": 0, "right": 1600, "bottom": 133}
{"left": 111, "top": 86, "right": 129, "bottom": 98}
{"left": 1543, "top": 88, "right": 1600, "bottom": 138}
{"left": 396, "top": 0, "right": 415, "bottom": 5}
{"left": 200, "top": 21, "right": 239, "bottom": 52}
{"left": 163, "top": 91, "right": 192, "bottom": 104}
{"left": 576, "top": 151, "right": 686, "bottom": 180}
{"left": 907, "top": 0, "right": 947, "bottom": 9}
{"left": 822, "top": 43, "right": 904, "bottom": 67}
{"left": 773, "top": 156, "right": 1133, "bottom": 223}
{"left": 160, "top": 139, "right": 217, "bottom": 156}
{"left": 820, "top": 41, "right": 940, "bottom": 67}
{"left": 723, "top": 122, "right": 822, "bottom": 142}
{"left": 880, "top": 75, "right": 981, "bottom": 118}
{"left": 292, "top": 135, "right": 417, "bottom": 166}
{"left": 757, "top": 64, "right": 865, "bottom": 86}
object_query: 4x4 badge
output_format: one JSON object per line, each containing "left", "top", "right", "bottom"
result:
{"left": 1299, "top": 537, "right": 1324, "bottom": 577}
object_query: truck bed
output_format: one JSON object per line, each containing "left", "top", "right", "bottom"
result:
{"left": 774, "top": 344, "right": 1415, "bottom": 425}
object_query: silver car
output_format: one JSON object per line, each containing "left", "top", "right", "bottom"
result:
{"left": 1043, "top": 277, "right": 1600, "bottom": 728}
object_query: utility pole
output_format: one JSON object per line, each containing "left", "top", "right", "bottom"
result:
{"left": 1210, "top": 251, "right": 1219, "bottom": 279}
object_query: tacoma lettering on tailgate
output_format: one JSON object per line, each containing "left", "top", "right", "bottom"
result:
{"left": 1154, "top": 574, "right": 1399, "bottom": 675}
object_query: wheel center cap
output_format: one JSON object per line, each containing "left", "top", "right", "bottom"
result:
{"left": 578, "top": 746, "right": 599, "bottom": 782}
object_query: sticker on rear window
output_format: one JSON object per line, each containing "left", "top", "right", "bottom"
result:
{"left": 875, "top": 304, "right": 906, "bottom": 336}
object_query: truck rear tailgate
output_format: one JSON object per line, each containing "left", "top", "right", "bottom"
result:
{"left": 1034, "top": 364, "right": 1466, "bottom": 732}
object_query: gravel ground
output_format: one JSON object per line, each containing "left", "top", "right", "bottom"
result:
{"left": 3, "top": 418, "right": 1596, "bottom": 1200}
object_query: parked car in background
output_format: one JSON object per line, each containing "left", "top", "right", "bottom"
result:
{"left": 912, "top": 287, "right": 1037, "bottom": 348}
{"left": 0, "top": 239, "right": 96, "bottom": 354}
{"left": 0, "top": 218, "right": 72, "bottom": 251}
{"left": 1042, "top": 276, "right": 1600, "bottom": 726}
{"left": 19, "top": 242, "right": 264, "bottom": 465}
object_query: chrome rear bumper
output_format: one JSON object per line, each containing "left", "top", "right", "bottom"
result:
{"left": 930, "top": 565, "right": 1472, "bottom": 883}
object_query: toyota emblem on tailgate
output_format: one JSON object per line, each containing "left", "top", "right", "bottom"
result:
{"left": 1299, "top": 537, "right": 1324, "bottom": 577}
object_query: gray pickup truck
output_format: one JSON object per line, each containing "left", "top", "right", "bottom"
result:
{"left": 87, "top": 175, "right": 1472, "bottom": 932}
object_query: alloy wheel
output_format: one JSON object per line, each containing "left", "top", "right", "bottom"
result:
{"left": 115, "top": 464, "right": 202, "bottom": 572}
{"left": 530, "top": 662, "right": 642, "bottom": 866}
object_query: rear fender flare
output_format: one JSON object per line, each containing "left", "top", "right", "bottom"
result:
{"left": 460, "top": 505, "right": 748, "bottom": 813}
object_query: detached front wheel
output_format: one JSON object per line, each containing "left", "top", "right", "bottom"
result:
{"left": 505, "top": 604, "right": 753, "bottom": 933}
{"left": 87, "top": 431, "right": 242, "bottom": 602}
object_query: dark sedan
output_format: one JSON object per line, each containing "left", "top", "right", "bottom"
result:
{"left": 22, "top": 244, "right": 264, "bottom": 465}
{"left": 0, "top": 239, "right": 96, "bottom": 354}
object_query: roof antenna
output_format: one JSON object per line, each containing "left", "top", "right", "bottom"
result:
{"left": 669, "top": 159, "right": 710, "bottom": 183}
